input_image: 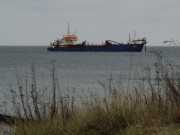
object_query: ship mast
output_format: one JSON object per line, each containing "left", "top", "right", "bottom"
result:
{"left": 67, "top": 23, "right": 70, "bottom": 36}
{"left": 133, "top": 30, "right": 136, "bottom": 40}
{"left": 129, "top": 33, "right": 131, "bottom": 44}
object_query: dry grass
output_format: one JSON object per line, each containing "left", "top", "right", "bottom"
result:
{"left": 2, "top": 53, "right": 180, "bottom": 135}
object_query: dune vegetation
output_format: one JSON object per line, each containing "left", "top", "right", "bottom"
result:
{"left": 1, "top": 52, "right": 180, "bottom": 135}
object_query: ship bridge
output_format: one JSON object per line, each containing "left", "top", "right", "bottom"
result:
{"left": 62, "top": 35, "right": 78, "bottom": 45}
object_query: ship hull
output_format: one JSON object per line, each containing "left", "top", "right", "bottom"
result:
{"left": 47, "top": 44, "right": 145, "bottom": 52}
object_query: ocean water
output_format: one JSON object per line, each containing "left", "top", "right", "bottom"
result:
{"left": 0, "top": 46, "right": 180, "bottom": 108}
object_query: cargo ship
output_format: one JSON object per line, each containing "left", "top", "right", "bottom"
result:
{"left": 47, "top": 25, "right": 147, "bottom": 52}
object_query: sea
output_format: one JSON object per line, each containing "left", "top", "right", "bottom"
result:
{"left": 0, "top": 46, "right": 180, "bottom": 111}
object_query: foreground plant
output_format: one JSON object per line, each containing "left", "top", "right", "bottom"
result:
{"left": 2, "top": 53, "right": 180, "bottom": 135}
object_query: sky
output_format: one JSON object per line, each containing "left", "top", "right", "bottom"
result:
{"left": 0, "top": 0, "right": 180, "bottom": 46}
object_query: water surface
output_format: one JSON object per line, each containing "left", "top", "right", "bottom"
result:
{"left": 0, "top": 46, "right": 180, "bottom": 107}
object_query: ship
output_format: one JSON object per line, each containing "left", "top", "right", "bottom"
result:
{"left": 47, "top": 24, "right": 147, "bottom": 52}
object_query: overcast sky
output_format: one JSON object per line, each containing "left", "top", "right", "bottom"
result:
{"left": 0, "top": 0, "right": 180, "bottom": 46}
